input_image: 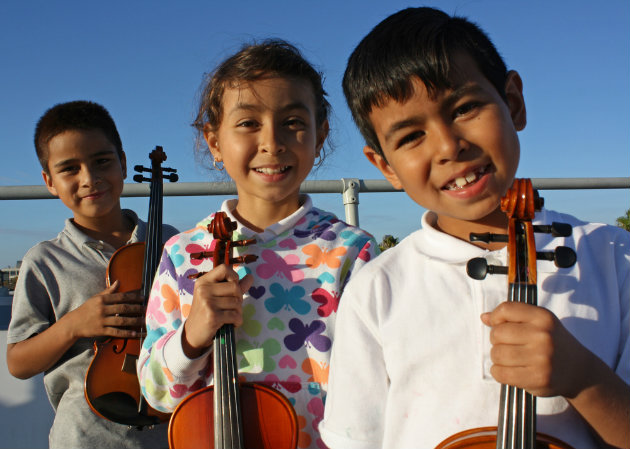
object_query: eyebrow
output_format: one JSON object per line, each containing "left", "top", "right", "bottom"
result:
{"left": 382, "top": 83, "right": 486, "bottom": 144}
{"left": 52, "top": 150, "right": 116, "bottom": 169}
{"left": 230, "top": 101, "right": 312, "bottom": 115}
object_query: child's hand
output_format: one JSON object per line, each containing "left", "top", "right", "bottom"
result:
{"left": 66, "top": 280, "right": 146, "bottom": 339}
{"left": 481, "top": 301, "right": 587, "bottom": 399}
{"left": 182, "top": 264, "right": 254, "bottom": 358}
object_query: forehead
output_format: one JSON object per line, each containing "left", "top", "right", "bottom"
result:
{"left": 222, "top": 76, "right": 317, "bottom": 115}
{"left": 368, "top": 54, "right": 500, "bottom": 137}
{"left": 47, "top": 129, "right": 117, "bottom": 160}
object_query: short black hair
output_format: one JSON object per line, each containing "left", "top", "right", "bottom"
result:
{"left": 34, "top": 100, "right": 123, "bottom": 173}
{"left": 343, "top": 7, "right": 508, "bottom": 157}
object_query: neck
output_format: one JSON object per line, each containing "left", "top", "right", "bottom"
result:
{"left": 72, "top": 206, "right": 134, "bottom": 249}
{"left": 435, "top": 207, "right": 510, "bottom": 251}
{"left": 232, "top": 196, "right": 302, "bottom": 233}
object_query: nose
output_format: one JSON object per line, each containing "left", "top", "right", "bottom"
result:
{"left": 80, "top": 166, "right": 101, "bottom": 186}
{"left": 259, "top": 124, "right": 286, "bottom": 155}
{"left": 433, "top": 123, "right": 468, "bottom": 163}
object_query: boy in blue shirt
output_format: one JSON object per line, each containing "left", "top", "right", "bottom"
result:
{"left": 7, "top": 101, "right": 177, "bottom": 448}
{"left": 321, "top": 7, "right": 629, "bottom": 448}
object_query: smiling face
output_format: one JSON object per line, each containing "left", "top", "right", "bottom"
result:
{"left": 204, "top": 76, "right": 328, "bottom": 229}
{"left": 42, "top": 128, "right": 126, "bottom": 229}
{"left": 364, "top": 53, "right": 526, "bottom": 240}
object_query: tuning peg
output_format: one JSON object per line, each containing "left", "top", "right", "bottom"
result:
{"left": 533, "top": 222, "right": 572, "bottom": 237}
{"left": 165, "top": 173, "right": 179, "bottom": 182}
{"left": 466, "top": 257, "right": 508, "bottom": 280}
{"left": 536, "top": 246, "right": 577, "bottom": 268}
{"left": 469, "top": 233, "right": 508, "bottom": 244}
{"left": 133, "top": 174, "right": 151, "bottom": 183}
{"left": 162, "top": 167, "right": 177, "bottom": 173}
{"left": 134, "top": 164, "right": 151, "bottom": 173}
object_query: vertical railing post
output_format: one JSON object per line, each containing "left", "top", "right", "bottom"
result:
{"left": 342, "top": 178, "right": 360, "bottom": 226}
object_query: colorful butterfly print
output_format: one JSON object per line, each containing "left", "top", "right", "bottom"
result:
{"left": 293, "top": 222, "right": 337, "bottom": 241}
{"left": 264, "top": 283, "right": 311, "bottom": 315}
{"left": 302, "top": 244, "right": 347, "bottom": 269}
{"left": 359, "top": 244, "right": 374, "bottom": 262}
{"left": 284, "top": 318, "right": 332, "bottom": 352}
{"left": 301, "top": 357, "right": 329, "bottom": 385}
{"left": 256, "top": 249, "right": 304, "bottom": 283}
{"left": 185, "top": 242, "right": 214, "bottom": 266}
{"left": 236, "top": 338, "right": 281, "bottom": 373}
{"left": 142, "top": 327, "right": 167, "bottom": 350}
{"left": 262, "top": 374, "right": 303, "bottom": 394}
{"left": 146, "top": 292, "right": 166, "bottom": 324}
{"left": 176, "top": 268, "right": 197, "bottom": 295}
{"left": 160, "top": 248, "right": 179, "bottom": 276}
{"left": 311, "top": 288, "right": 339, "bottom": 317}
{"left": 161, "top": 283, "right": 180, "bottom": 314}
{"left": 307, "top": 397, "right": 325, "bottom": 440}
{"left": 297, "top": 414, "right": 311, "bottom": 449}
{"left": 241, "top": 303, "right": 262, "bottom": 337}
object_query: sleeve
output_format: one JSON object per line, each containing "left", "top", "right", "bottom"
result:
{"left": 319, "top": 276, "right": 388, "bottom": 449}
{"left": 614, "top": 231, "right": 630, "bottom": 383}
{"left": 339, "top": 230, "right": 380, "bottom": 289}
{"left": 7, "top": 249, "right": 54, "bottom": 344}
{"left": 137, "top": 242, "right": 211, "bottom": 412}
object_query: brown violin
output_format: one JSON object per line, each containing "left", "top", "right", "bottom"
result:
{"left": 436, "top": 179, "right": 576, "bottom": 449}
{"left": 84, "top": 146, "right": 178, "bottom": 427}
{"left": 168, "top": 212, "right": 298, "bottom": 449}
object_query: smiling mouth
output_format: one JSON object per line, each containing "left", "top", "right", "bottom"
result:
{"left": 254, "top": 166, "right": 290, "bottom": 175}
{"left": 443, "top": 165, "right": 490, "bottom": 190}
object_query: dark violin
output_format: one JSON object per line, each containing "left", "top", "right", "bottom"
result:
{"left": 168, "top": 212, "right": 298, "bottom": 449}
{"left": 84, "top": 146, "right": 178, "bottom": 427}
{"left": 436, "top": 179, "right": 576, "bottom": 449}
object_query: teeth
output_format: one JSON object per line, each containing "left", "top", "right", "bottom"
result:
{"left": 446, "top": 167, "right": 487, "bottom": 190}
{"left": 255, "top": 166, "right": 288, "bottom": 175}
{"left": 455, "top": 177, "right": 467, "bottom": 187}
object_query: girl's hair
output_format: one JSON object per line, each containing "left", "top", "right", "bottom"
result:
{"left": 193, "top": 39, "right": 331, "bottom": 165}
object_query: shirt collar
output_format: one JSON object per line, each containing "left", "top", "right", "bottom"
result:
{"left": 218, "top": 194, "right": 313, "bottom": 243}
{"left": 63, "top": 209, "right": 141, "bottom": 252}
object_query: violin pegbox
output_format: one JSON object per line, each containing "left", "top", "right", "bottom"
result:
{"left": 466, "top": 179, "right": 577, "bottom": 281}
{"left": 133, "top": 145, "right": 179, "bottom": 184}
{"left": 187, "top": 212, "right": 258, "bottom": 279}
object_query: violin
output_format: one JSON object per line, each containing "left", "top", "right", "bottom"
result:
{"left": 84, "top": 146, "right": 178, "bottom": 427}
{"left": 168, "top": 212, "right": 299, "bottom": 449}
{"left": 435, "top": 179, "right": 576, "bottom": 449}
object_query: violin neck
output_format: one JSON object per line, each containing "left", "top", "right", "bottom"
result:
{"left": 213, "top": 324, "right": 245, "bottom": 449}
{"left": 497, "top": 259, "right": 538, "bottom": 449}
{"left": 141, "top": 161, "right": 163, "bottom": 302}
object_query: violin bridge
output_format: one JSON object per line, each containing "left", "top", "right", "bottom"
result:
{"left": 122, "top": 354, "right": 139, "bottom": 375}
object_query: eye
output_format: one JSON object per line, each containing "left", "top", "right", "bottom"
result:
{"left": 453, "top": 101, "right": 482, "bottom": 118}
{"left": 284, "top": 116, "right": 308, "bottom": 130}
{"left": 236, "top": 119, "right": 258, "bottom": 128}
{"left": 396, "top": 130, "right": 424, "bottom": 149}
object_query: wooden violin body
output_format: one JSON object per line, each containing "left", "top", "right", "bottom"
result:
{"left": 84, "top": 147, "right": 177, "bottom": 427}
{"left": 169, "top": 382, "right": 298, "bottom": 449}
{"left": 168, "top": 212, "right": 298, "bottom": 449}
{"left": 436, "top": 179, "right": 576, "bottom": 449}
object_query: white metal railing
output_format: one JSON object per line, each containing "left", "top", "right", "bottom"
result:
{"left": 1, "top": 177, "right": 629, "bottom": 227}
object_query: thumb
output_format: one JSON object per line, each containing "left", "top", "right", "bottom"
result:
{"left": 480, "top": 312, "right": 492, "bottom": 327}
{"left": 239, "top": 273, "right": 255, "bottom": 295}
{"left": 106, "top": 279, "right": 120, "bottom": 293}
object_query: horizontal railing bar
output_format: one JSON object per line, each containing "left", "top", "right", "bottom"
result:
{"left": 0, "top": 177, "right": 629, "bottom": 200}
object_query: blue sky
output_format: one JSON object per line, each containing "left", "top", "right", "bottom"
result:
{"left": 1, "top": 0, "right": 628, "bottom": 269}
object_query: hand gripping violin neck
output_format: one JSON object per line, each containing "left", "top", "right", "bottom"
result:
{"left": 436, "top": 179, "right": 576, "bottom": 449}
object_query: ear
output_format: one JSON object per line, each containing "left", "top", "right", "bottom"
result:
{"left": 504, "top": 70, "right": 526, "bottom": 131}
{"left": 363, "top": 146, "right": 403, "bottom": 190}
{"left": 120, "top": 150, "right": 127, "bottom": 179}
{"left": 42, "top": 170, "right": 58, "bottom": 197}
{"left": 315, "top": 119, "right": 330, "bottom": 155}
{"left": 203, "top": 124, "right": 222, "bottom": 162}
